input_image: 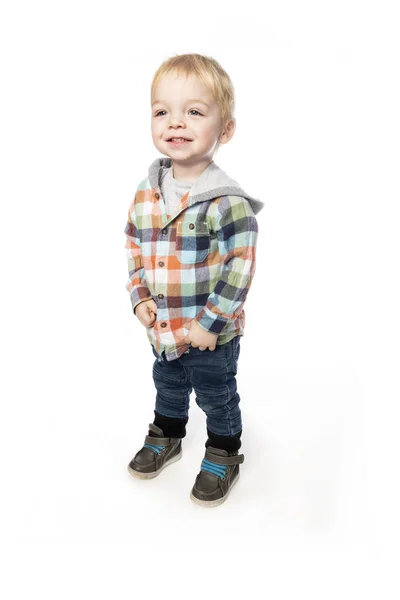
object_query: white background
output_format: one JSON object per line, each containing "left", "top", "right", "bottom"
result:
{"left": 1, "top": 0, "right": 399, "bottom": 597}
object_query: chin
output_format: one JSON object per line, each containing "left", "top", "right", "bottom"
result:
{"left": 159, "top": 150, "right": 173, "bottom": 158}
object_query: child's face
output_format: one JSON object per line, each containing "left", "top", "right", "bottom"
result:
{"left": 151, "top": 72, "right": 233, "bottom": 171}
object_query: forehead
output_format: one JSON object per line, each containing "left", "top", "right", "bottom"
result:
{"left": 152, "top": 72, "right": 213, "bottom": 107}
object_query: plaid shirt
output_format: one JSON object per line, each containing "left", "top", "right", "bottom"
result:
{"left": 124, "top": 158, "right": 265, "bottom": 361}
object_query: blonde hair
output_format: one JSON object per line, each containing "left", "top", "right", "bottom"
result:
{"left": 151, "top": 53, "right": 235, "bottom": 149}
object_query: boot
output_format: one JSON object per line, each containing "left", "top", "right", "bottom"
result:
{"left": 190, "top": 446, "right": 244, "bottom": 507}
{"left": 127, "top": 423, "right": 182, "bottom": 480}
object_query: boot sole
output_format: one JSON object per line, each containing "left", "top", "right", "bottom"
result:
{"left": 127, "top": 450, "right": 182, "bottom": 480}
{"left": 190, "top": 473, "right": 240, "bottom": 507}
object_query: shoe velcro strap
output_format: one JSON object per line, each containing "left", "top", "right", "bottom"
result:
{"left": 144, "top": 435, "right": 171, "bottom": 446}
{"left": 204, "top": 451, "right": 244, "bottom": 466}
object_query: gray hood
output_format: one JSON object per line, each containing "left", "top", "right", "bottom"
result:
{"left": 148, "top": 157, "right": 265, "bottom": 215}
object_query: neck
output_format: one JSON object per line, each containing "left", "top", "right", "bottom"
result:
{"left": 172, "top": 158, "right": 214, "bottom": 181}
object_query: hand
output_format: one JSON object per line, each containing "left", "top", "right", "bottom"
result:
{"left": 183, "top": 319, "right": 218, "bottom": 351}
{"left": 135, "top": 299, "right": 157, "bottom": 328}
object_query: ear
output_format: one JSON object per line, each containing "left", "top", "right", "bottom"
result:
{"left": 219, "top": 118, "right": 236, "bottom": 145}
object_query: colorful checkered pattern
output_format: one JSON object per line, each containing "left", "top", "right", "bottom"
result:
{"left": 124, "top": 163, "right": 261, "bottom": 361}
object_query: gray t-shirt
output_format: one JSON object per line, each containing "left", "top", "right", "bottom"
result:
{"left": 160, "top": 167, "right": 195, "bottom": 216}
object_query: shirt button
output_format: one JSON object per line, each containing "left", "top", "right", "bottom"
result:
{"left": 161, "top": 322, "right": 167, "bottom": 328}
{"left": 158, "top": 293, "right": 164, "bottom": 299}
{"left": 189, "top": 223, "right": 195, "bottom": 230}
{"left": 162, "top": 229, "right": 167, "bottom": 235}
{"left": 158, "top": 261, "right": 164, "bottom": 267}
{"left": 155, "top": 193, "right": 160, "bottom": 199}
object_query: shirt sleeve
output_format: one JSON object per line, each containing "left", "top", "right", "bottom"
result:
{"left": 194, "top": 195, "right": 259, "bottom": 335}
{"left": 124, "top": 196, "right": 153, "bottom": 314}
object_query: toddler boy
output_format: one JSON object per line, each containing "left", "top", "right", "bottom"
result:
{"left": 124, "top": 53, "right": 264, "bottom": 507}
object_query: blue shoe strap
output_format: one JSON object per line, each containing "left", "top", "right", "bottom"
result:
{"left": 144, "top": 443, "right": 166, "bottom": 455}
{"left": 201, "top": 458, "right": 228, "bottom": 479}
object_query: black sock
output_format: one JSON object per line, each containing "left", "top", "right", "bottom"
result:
{"left": 206, "top": 428, "right": 242, "bottom": 453}
{"left": 151, "top": 411, "right": 188, "bottom": 438}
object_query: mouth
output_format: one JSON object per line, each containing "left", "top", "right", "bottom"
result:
{"left": 166, "top": 137, "right": 193, "bottom": 144}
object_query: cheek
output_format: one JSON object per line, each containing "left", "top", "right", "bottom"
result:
{"left": 197, "top": 126, "right": 218, "bottom": 144}
{"left": 151, "top": 121, "right": 162, "bottom": 137}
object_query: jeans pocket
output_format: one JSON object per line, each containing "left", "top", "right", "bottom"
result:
{"left": 233, "top": 336, "right": 241, "bottom": 362}
{"left": 226, "top": 337, "right": 240, "bottom": 375}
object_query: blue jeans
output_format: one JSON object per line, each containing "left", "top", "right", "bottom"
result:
{"left": 151, "top": 336, "right": 242, "bottom": 437}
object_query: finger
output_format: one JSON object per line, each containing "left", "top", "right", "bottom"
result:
{"left": 208, "top": 346, "right": 216, "bottom": 351}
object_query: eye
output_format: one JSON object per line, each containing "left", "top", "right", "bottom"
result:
{"left": 154, "top": 109, "right": 203, "bottom": 117}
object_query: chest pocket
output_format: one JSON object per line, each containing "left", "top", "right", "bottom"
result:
{"left": 176, "top": 220, "right": 210, "bottom": 264}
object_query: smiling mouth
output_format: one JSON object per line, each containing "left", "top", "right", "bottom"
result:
{"left": 167, "top": 137, "right": 193, "bottom": 142}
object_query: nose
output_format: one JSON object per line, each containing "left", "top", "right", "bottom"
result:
{"left": 168, "top": 113, "right": 186, "bottom": 129}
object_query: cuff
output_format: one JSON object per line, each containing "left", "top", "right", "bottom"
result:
{"left": 131, "top": 285, "right": 153, "bottom": 314}
{"left": 194, "top": 306, "right": 228, "bottom": 335}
